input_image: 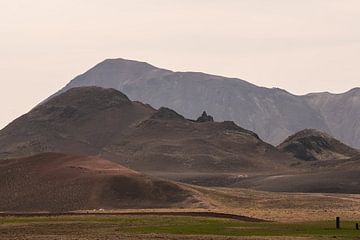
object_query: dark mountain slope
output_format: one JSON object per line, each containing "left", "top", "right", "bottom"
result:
{"left": 101, "top": 109, "right": 293, "bottom": 172}
{"left": 0, "top": 87, "right": 155, "bottom": 159}
{"left": 278, "top": 129, "right": 359, "bottom": 161}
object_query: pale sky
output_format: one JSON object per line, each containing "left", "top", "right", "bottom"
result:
{"left": 1, "top": 0, "right": 360, "bottom": 129}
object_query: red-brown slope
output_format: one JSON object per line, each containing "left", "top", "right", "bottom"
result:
{"left": 0, "top": 153, "right": 198, "bottom": 212}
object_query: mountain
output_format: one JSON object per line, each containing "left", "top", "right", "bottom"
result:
{"left": 303, "top": 88, "right": 360, "bottom": 149}
{"left": 0, "top": 153, "right": 199, "bottom": 212}
{"left": 48, "top": 58, "right": 360, "bottom": 148}
{"left": 0, "top": 86, "right": 297, "bottom": 173}
{"left": 278, "top": 129, "right": 359, "bottom": 161}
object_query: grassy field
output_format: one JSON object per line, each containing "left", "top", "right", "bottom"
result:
{"left": 1, "top": 215, "right": 360, "bottom": 239}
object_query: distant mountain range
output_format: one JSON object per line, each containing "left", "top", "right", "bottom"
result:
{"left": 49, "top": 58, "right": 360, "bottom": 149}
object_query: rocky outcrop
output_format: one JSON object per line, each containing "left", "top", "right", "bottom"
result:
{"left": 196, "top": 111, "right": 214, "bottom": 123}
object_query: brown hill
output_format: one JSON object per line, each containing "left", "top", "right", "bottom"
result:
{"left": 101, "top": 108, "right": 294, "bottom": 172}
{"left": 0, "top": 87, "right": 155, "bottom": 159}
{"left": 0, "top": 153, "right": 198, "bottom": 212}
{"left": 277, "top": 129, "right": 359, "bottom": 161}
{"left": 0, "top": 87, "right": 297, "bottom": 173}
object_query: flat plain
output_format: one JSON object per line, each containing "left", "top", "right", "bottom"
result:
{"left": 2, "top": 214, "right": 360, "bottom": 240}
{"left": 2, "top": 184, "right": 360, "bottom": 240}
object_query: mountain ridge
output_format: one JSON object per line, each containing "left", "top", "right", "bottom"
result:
{"left": 46, "top": 58, "right": 360, "bottom": 148}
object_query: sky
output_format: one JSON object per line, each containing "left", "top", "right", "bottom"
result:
{"left": 0, "top": 0, "right": 360, "bottom": 129}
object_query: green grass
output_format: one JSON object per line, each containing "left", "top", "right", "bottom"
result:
{"left": 1, "top": 215, "right": 360, "bottom": 238}
{"left": 121, "top": 218, "right": 360, "bottom": 238}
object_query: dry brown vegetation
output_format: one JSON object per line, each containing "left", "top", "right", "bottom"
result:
{"left": 65, "top": 183, "right": 360, "bottom": 223}
{"left": 185, "top": 185, "right": 360, "bottom": 222}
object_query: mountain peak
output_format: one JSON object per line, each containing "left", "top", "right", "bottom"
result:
{"left": 37, "top": 86, "right": 131, "bottom": 111}
{"left": 150, "top": 107, "right": 185, "bottom": 120}
{"left": 99, "top": 58, "right": 158, "bottom": 69}
{"left": 283, "top": 128, "right": 331, "bottom": 140}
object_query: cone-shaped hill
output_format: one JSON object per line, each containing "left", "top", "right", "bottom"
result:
{"left": 0, "top": 153, "right": 199, "bottom": 212}
{"left": 278, "top": 129, "right": 359, "bottom": 161}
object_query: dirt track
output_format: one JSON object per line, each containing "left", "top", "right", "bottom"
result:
{"left": 0, "top": 211, "right": 266, "bottom": 222}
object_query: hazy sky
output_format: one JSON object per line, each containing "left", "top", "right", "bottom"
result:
{"left": 1, "top": 0, "right": 360, "bottom": 129}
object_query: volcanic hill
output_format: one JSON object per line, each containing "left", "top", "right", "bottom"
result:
{"left": 0, "top": 153, "right": 199, "bottom": 212}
